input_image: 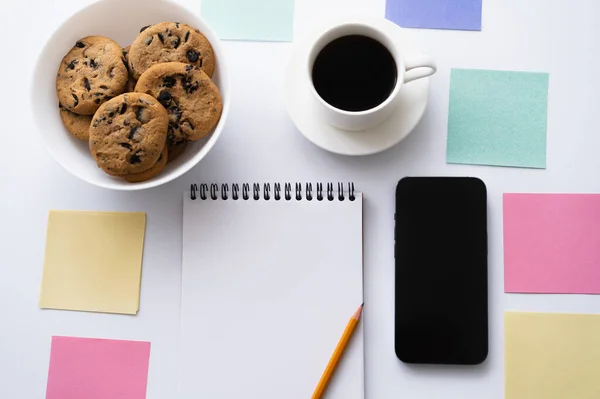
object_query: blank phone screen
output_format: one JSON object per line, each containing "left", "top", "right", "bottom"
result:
{"left": 395, "top": 177, "right": 488, "bottom": 365}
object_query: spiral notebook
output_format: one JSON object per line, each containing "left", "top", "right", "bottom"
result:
{"left": 179, "top": 183, "right": 364, "bottom": 399}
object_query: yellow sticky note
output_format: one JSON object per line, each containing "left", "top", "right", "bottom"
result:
{"left": 40, "top": 211, "right": 146, "bottom": 315}
{"left": 505, "top": 312, "right": 600, "bottom": 399}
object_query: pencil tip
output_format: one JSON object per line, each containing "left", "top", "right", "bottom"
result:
{"left": 353, "top": 304, "right": 364, "bottom": 320}
{"left": 361, "top": 302, "right": 364, "bottom": 307}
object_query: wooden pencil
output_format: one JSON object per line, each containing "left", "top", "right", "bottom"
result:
{"left": 311, "top": 304, "right": 364, "bottom": 399}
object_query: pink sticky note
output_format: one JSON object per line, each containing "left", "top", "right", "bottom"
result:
{"left": 504, "top": 194, "right": 600, "bottom": 294}
{"left": 46, "top": 336, "right": 151, "bottom": 399}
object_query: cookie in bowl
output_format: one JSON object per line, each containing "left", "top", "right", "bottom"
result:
{"left": 135, "top": 62, "right": 222, "bottom": 144}
{"left": 89, "top": 92, "right": 168, "bottom": 176}
{"left": 128, "top": 22, "right": 216, "bottom": 79}
{"left": 56, "top": 36, "right": 128, "bottom": 115}
{"left": 59, "top": 105, "right": 92, "bottom": 140}
{"left": 122, "top": 145, "right": 168, "bottom": 183}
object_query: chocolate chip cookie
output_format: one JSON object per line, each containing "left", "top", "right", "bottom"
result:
{"left": 128, "top": 22, "right": 215, "bottom": 80}
{"left": 135, "top": 62, "right": 222, "bottom": 143}
{"left": 89, "top": 93, "right": 168, "bottom": 175}
{"left": 122, "top": 145, "right": 168, "bottom": 183}
{"left": 59, "top": 105, "right": 92, "bottom": 140}
{"left": 56, "top": 36, "right": 129, "bottom": 115}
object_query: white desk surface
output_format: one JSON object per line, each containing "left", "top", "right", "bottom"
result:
{"left": 3, "top": 0, "right": 600, "bottom": 397}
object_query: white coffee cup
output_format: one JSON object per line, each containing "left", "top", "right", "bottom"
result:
{"left": 307, "top": 20, "right": 437, "bottom": 131}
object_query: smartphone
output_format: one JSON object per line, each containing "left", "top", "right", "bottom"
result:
{"left": 395, "top": 177, "right": 488, "bottom": 365}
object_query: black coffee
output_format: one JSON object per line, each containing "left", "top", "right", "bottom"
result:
{"left": 312, "top": 35, "right": 397, "bottom": 112}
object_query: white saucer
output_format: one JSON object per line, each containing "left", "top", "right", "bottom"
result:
{"left": 284, "top": 16, "right": 431, "bottom": 156}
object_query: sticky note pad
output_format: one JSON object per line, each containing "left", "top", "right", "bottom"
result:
{"left": 201, "top": 0, "right": 294, "bottom": 42}
{"left": 447, "top": 69, "right": 549, "bottom": 169}
{"left": 386, "top": 0, "right": 482, "bottom": 31}
{"left": 40, "top": 211, "right": 146, "bottom": 315}
{"left": 505, "top": 312, "right": 600, "bottom": 399}
{"left": 504, "top": 194, "right": 600, "bottom": 294}
{"left": 46, "top": 336, "right": 151, "bottom": 399}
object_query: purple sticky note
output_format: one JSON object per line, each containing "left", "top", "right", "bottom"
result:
{"left": 386, "top": 0, "right": 482, "bottom": 31}
{"left": 46, "top": 336, "right": 151, "bottom": 399}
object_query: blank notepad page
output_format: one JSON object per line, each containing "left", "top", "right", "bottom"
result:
{"left": 179, "top": 189, "right": 364, "bottom": 399}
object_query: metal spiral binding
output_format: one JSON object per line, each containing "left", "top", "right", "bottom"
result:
{"left": 190, "top": 182, "right": 356, "bottom": 201}
{"left": 285, "top": 183, "right": 292, "bottom": 201}
{"left": 253, "top": 183, "right": 260, "bottom": 200}
{"left": 221, "top": 184, "right": 229, "bottom": 200}
{"left": 274, "top": 183, "right": 281, "bottom": 201}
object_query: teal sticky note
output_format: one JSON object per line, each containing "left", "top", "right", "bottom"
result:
{"left": 447, "top": 69, "right": 549, "bottom": 169}
{"left": 201, "top": 0, "right": 294, "bottom": 42}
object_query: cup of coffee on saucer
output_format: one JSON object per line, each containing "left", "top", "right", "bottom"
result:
{"left": 285, "top": 16, "right": 436, "bottom": 156}
{"left": 308, "top": 21, "right": 436, "bottom": 131}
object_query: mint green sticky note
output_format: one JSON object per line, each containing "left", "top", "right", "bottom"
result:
{"left": 201, "top": 0, "right": 294, "bottom": 42}
{"left": 447, "top": 69, "right": 549, "bottom": 169}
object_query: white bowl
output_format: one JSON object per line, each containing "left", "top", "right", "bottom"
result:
{"left": 31, "top": 0, "right": 230, "bottom": 190}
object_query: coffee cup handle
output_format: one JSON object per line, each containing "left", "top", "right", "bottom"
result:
{"left": 404, "top": 55, "right": 437, "bottom": 84}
